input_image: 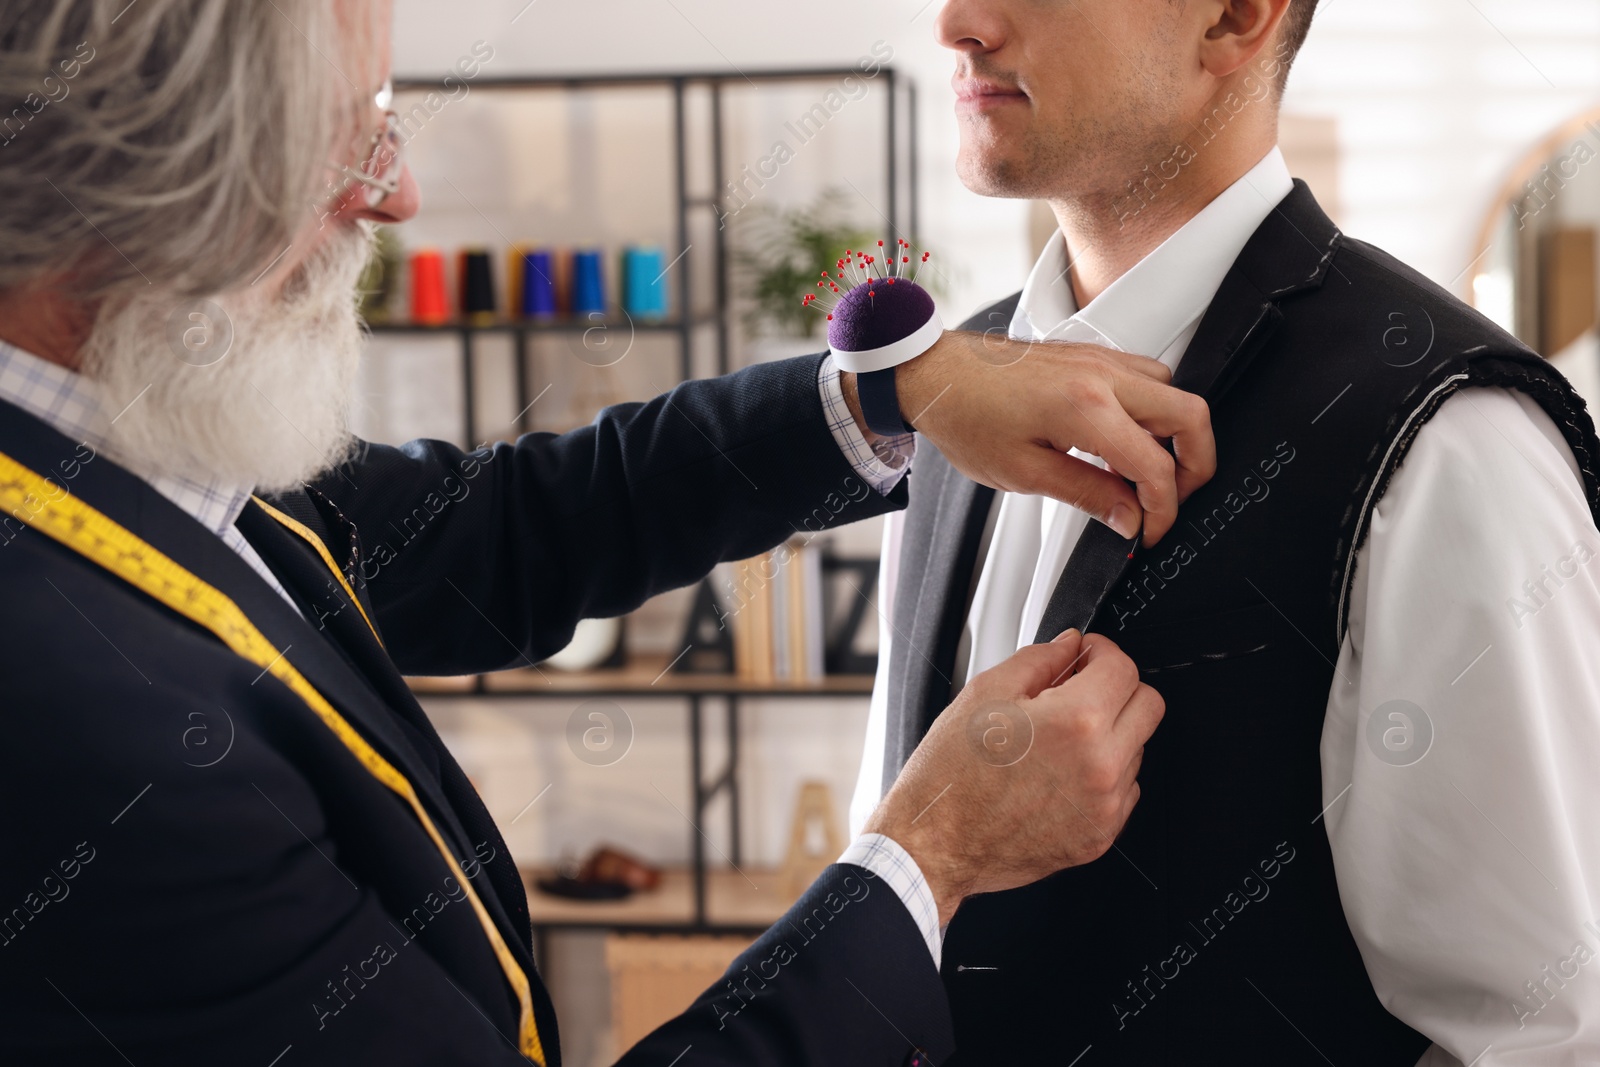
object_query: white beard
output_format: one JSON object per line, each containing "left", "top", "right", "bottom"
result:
{"left": 82, "top": 223, "right": 374, "bottom": 495}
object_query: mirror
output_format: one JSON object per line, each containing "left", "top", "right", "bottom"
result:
{"left": 1471, "top": 105, "right": 1600, "bottom": 407}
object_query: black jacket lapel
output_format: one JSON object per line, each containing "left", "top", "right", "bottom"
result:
{"left": 1030, "top": 181, "right": 1342, "bottom": 642}
{"left": 1172, "top": 180, "right": 1343, "bottom": 401}
{"left": 234, "top": 499, "right": 440, "bottom": 778}
{"left": 253, "top": 481, "right": 384, "bottom": 633}
{"left": 236, "top": 494, "right": 536, "bottom": 955}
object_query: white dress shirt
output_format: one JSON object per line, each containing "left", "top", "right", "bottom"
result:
{"left": 850, "top": 147, "right": 1600, "bottom": 1063}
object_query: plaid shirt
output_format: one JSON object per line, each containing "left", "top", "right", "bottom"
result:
{"left": 817, "top": 355, "right": 916, "bottom": 493}
{"left": 0, "top": 340, "right": 301, "bottom": 613}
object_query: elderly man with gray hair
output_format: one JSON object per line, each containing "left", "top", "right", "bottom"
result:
{"left": 0, "top": 2, "right": 1216, "bottom": 1065}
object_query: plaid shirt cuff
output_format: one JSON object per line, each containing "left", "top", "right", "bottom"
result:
{"left": 838, "top": 832, "right": 943, "bottom": 970}
{"left": 817, "top": 355, "right": 916, "bottom": 495}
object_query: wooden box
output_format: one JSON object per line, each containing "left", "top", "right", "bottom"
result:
{"left": 604, "top": 934, "right": 753, "bottom": 1055}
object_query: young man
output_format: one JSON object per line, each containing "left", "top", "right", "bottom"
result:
{"left": 855, "top": 1, "right": 1600, "bottom": 1063}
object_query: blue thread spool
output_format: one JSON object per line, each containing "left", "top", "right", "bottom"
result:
{"left": 570, "top": 249, "right": 607, "bottom": 316}
{"left": 621, "top": 246, "right": 669, "bottom": 320}
{"left": 520, "top": 249, "right": 558, "bottom": 319}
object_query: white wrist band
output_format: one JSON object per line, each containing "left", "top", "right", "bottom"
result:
{"left": 828, "top": 312, "right": 945, "bottom": 374}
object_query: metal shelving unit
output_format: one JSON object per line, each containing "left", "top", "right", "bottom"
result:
{"left": 377, "top": 66, "right": 918, "bottom": 447}
{"left": 366, "top": 315, "right": 718, "bottom": 441}
{"left": 410, "top": 651, "right": 879, "bottom": 950}
{"left": 388, "top": 66, "right": 915, "bottom": 954}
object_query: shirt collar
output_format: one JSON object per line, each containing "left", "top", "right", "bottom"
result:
{"left": 0, "top": 338, "right": 256, "bottom": 537}
{"left": 1011, "top": 146, "right": 1295, "bottom": 361}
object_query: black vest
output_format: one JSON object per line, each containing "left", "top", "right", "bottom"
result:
{"left": 883, "top": 183, "right": 1600, "bottom": 1065}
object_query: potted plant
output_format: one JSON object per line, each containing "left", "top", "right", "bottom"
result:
{"left": 733, "top": 190, "right": 872, "bottom": 361}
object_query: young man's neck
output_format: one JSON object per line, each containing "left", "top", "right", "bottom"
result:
{"left": 1047, "top": 124, "right": 1279, "bottom": 308}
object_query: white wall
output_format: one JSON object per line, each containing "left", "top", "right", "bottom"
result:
{"left": 1282, "top": 0, "right": 1600, "bottom": 293}
{"left": 389, "top": 0, "right": 1034, "bottom": 318}
{"left": 389, "top": 0, "right": 1600, "bottom": 320}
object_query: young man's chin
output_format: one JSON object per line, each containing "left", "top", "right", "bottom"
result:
{"left": 958, "top": 155, "right": 1042, "bottom": 201}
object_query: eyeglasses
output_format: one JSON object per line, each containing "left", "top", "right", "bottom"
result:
{"left": 339, "top": 79, "right": 404, "bottom": 209}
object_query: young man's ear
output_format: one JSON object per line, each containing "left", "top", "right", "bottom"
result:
{"left": 1198, "top": 0, "right": 1293, "bottom": 80}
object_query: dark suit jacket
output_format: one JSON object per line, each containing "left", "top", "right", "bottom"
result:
{"left": 0, "top": 353, "right": 954, "bottom": 1066}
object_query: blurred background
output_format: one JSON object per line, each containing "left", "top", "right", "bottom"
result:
{"left": 358, "top": 2, "right": 1600, "bottom": 1062}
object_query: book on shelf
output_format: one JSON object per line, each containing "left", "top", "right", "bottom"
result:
{"left": 717, "top": 539, "right": 827, "bottom": 684}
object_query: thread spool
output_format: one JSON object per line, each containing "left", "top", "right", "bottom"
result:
{"left": 521, "top": 249, "right": 559, "bottom": 319}
{"left": 621, "top": 246, "right": 669, "bottom": 320}
{"left": 506, "top": 245, "right": 526, "bottom": 319}
{"left": 409, "top": 249, "right": 450, "bottom": 325}
{"left": 570, "top": 249, "right": 607, "bottom": 317}
{"left": 460, "top": 248, "right": 497, "bottom": 323}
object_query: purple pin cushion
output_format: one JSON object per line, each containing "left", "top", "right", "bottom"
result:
{"left": 828, "top": 279, "right": 938, "bottom": 364}
{"left": 808, "top": 243, "right": 943, "bottom": 374}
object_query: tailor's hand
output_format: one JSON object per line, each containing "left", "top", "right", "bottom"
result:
{"left": 862, "top": 630, "right": 1163, "bottom": 925}
{"left": 841, "top": 332, "right": 1215, "bottom": 547}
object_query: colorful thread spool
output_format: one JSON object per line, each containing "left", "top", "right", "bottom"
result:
{"left": 459, "top": 248, "right": 497, "bottom": 322}
{"left": 520, "top": 249, "right": 559, "bottom": 319}
{"left": 506, "top": 245, "right": 526, "bottom": 319}
{"left": 621, "top": 246, "right": 669, "bottom": 320}
{"left": 409, "top": 248, "right": 450, "bottom": 325}
{"left": 570, "top": 249, "right": 607, "bottom": 316}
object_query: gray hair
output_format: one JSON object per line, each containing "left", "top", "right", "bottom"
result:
{"left": 0, "top": 0, "right": 365, "bottom": 303}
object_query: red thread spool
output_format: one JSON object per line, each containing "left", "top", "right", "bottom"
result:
{"left": 409, "top": 249, "right": 450, "bottom": 325}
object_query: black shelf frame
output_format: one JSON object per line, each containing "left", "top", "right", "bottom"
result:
{"left": 381, "top": 66, "right": 919, "bottom": 448}
{"left": 366, "top": 315, "right": 719, "bottom": 437}
{"left": 422, "top": 680, "right": 872, "bottom": 955}
{"left": 389, "top": 66, "right": 916, "bottom": 957}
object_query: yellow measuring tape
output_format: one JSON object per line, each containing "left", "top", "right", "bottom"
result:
{"left": 0, "top": 451, "right": 545, "bottom": 1065}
